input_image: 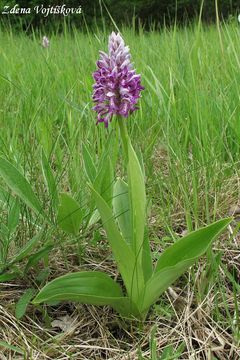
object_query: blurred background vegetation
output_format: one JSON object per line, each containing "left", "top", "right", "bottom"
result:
{"left": 0, "top": 0, "right": 239, "bottom": 32}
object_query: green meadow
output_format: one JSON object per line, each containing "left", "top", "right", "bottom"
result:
{"left": 0, "top": 21, "right": 239, "bottom": 359}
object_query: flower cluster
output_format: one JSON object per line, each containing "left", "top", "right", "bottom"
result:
{"left": 92, "top": 32, "right": 144, "bottom": 127}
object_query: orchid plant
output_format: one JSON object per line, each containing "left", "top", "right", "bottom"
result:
{"left": 33, "top": 32, "right": 231, "bottom": 320}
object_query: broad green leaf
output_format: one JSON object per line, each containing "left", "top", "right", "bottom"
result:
{"left": 140, "top": 218, "right": 232, "bottom": 314}
{"left": 57, "top": 193, "right": 82, "bottom": 235}
{"left": 127, "top": 141, "right": 146, "bottom": 265}
{"left": 82, "top": 143, "right": 97, "bottom": 183}
{"left": 113, "top": 178, "right": 132, "bottom": 245}
{"left": 13, "top": 230, "right": 43, "bottom": 263}
{"left": 7, "top": 199, "right": 20, "bottom": 234}
{"left": 141, "top": 262, "right": 194, "bottom": 316}
{"left": 142, "top": 227, "right": 153, "bottom": 282}
{"left": 155, "top": 218, "right": 232, "bottom": 272}
{"left": 0, "top": 272, "right": 19, "bottom": 282}
{"left": 0, "top": 341, "right": 24, "bottom": 355}
{"left": 0, "top": 157, "right": 46, "bottom": 219}
{"left": 41, "top": 149, "right": 58, "bottom": 209}
{"left": 89, "top": 185, "right": 145, "bottom": 304}
{"left": 0, "top": 223, "right": 9, "bottom": 239}
{"left": 15, "top": 288, "right": 36, "bottom": 319}
{"left": 24, "top": 244, "right": 53, "bottom": 273}
{"left": 88, "top": 208, "right": 100, "bottom": 227}
{"left": 33, "top": 271, "right": 138, "bottom": 317}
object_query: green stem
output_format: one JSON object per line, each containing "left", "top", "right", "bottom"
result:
{"left": 117, "top": 116, "right": 129, "bottom": 161}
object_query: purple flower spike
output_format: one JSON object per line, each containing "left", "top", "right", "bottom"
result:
{"left": 92, "top": 32, "right": 144, "bottom": 127}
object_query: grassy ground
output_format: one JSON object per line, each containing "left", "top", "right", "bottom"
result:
{"left": 0, "top": 20, "right": 239, "bottom": 359}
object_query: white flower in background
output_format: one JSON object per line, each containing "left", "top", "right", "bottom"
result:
{"left": 42, "top": 36, "right": 50, "bottom": 48}
{"left": 238, "top": 14, "right": 240, "bottom": 23}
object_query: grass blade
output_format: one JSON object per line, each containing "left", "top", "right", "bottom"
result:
{"left": 0, "top": 157, "right": 47, "bottom": 220}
